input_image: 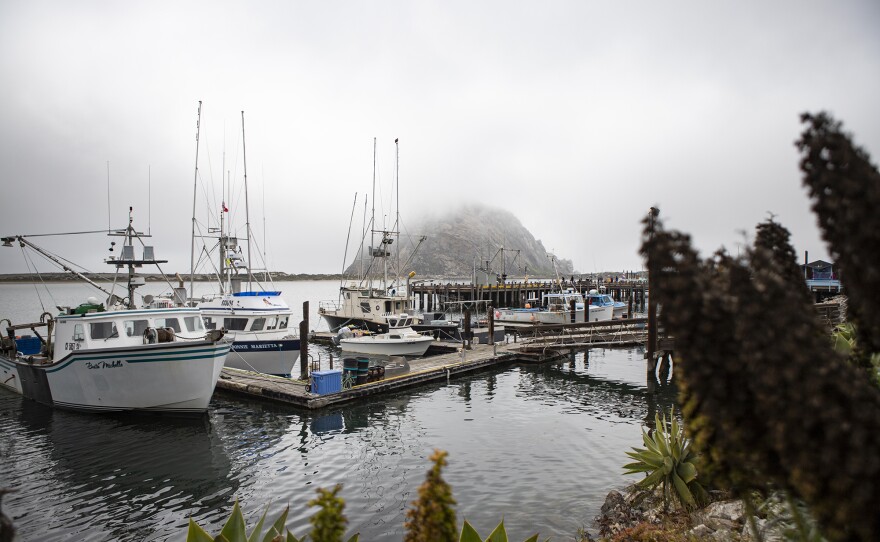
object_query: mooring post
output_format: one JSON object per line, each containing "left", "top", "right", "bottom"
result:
{"left": 464, "top": 309, "right": 472, "bottom": 350}
{"left": 300, "top": 300, "right": 309, "bottom": 380}
{"left": 488, "top": 305, "right": 495, "bottom": 346}
{"left": 570, "top": 298, "right": 576, "bottom": 324}
{"left": 329, "top": 353, "right": 333, "bottom": 370}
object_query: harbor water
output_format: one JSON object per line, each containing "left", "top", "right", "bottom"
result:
{"left": 0, "top": 280, "right": 676, "bottom": 541}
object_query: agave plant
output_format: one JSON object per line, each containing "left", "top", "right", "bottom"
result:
{"left": 623, "top": 408, "right": 706, "bottom": 510}
{"left": 458, "top": 519, "right": 546, "bottom": 542}
{"left": 185, "top": 498, "right": 358, "bottom": 542}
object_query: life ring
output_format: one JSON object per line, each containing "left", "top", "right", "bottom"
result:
{"left": 494, "top": 310, "right": 501, "bottom": 319}
{"left": 375, "top": 304, "right": 380, "bottom": 311}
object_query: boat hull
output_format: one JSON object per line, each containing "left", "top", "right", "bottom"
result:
{"left": 495, "top": 305, "right": 614, "bottom": 324}
{"left": 0, "top": 341, "right": 230, "bottom": 414}
{"left": 339, "top": 336, "right": 433, "bottom": 356}
{"left": 224, "top": 338, "right": 301, "bottom": 376}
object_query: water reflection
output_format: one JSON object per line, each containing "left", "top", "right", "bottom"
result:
{"left": 1, "top": 394, "right": 234, "bottom": 541}
{"left": 1, "top": 346, "right": 681, "bottom": 542}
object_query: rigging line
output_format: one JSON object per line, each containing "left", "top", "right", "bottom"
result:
{"left": 196, "top": 168, "right": 219, "bottom": 228}
{"left": 20, "top": 245, "right": 49, "bottom": 313}
{"left": 340, "top": 193, "right": 359, "bottom": 288}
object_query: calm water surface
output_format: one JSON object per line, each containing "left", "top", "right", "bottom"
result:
{"left": 0, "top": 280, "right": 676, "bottom": 541}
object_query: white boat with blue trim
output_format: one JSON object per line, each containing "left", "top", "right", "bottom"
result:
{"left": 0, "top": 210, "right": 230, "bottom": 414}
{"left": 494, "top": 288, "right": 613, "bottom": 324}
{"left": 198, "top": 287, "right": 300, "bottom": 376}
{"left": 189, "top": 107, "right": 300, "bottom": 376}
{"left": 584, "top": 288, "right": 629, "bottom": 319}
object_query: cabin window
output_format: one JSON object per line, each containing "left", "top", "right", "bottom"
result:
{"left": 266, "top": 317, "right": 278, "bottom": 330}
{"left": 203, "top": 317, "right": 216, "bottom": 330}
{"left": 360, "top": 302, "right": 371, "bottom": 313}
{"left": 183, "top": 316, "right": 204, "bottom": 332}
{"left": 278, "top": 316, "right": 289, "bottom": 330}
{"left": 250, "top": 318, "right": 266, "bottom": 331}
{"left": 90, "top": 321, "right": 118, "bottom": 340}
{"left": 73, "top": 323, "right": 85, "bottom": 341}
{"left": 345, "top": 292, "right": 351, "bottom": 299}
{"left": 123, "top": 319, "right": 149, "bottom": 337}
{"left": 225, "top": 318, "right": 248, "bottom": 331}
{"left": 155, "top": 317, "right": 181, "bottom": 332}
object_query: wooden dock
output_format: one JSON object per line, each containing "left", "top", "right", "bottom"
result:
{"left": 215, "top": 340, "right": 569, "bottom": 409}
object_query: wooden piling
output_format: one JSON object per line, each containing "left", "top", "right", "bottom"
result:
{"left": 300, "top": 301, "right": 309, "bottom": 379}
{"left": 488, "top": 305, "right": 495, "bottom": 346}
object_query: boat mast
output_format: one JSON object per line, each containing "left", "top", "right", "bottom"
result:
{"left": 394, "top": 137, "right": 400, "bottom": 293}
{"left": 189, "top": 100, "right": 202, "bottom": 302}
{"left": 370, "top": 137, "right": 376, "bottom": 290}
{"left": 241, "top": 111, "right": 254, "bottom": 290}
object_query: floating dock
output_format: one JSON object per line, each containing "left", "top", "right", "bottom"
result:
{"left": 216, "top": 319, "right": 650, "bottom": 409}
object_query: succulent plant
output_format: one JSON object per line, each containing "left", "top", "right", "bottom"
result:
{"left": 624, "top": 408, "right": 706, "bottom": 510}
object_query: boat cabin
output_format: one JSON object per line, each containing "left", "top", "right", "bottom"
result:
{"left": 52, "top": 307, "right": 207, "bottom": 362}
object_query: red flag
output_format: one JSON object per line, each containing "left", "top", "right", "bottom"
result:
{"left": 222, "top": 202, "right": 229, "bottom": 213}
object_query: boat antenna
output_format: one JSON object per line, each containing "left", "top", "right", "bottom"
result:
{"left": 189, "top": 100, "right": 202, "bottom": 302}
{"left": 242, "top": 110, "right": 254, "bottom": 290}
{"left": 262, "top": 165, "right": 267, "bottom": 284}
{"left": 340, "top": 192, "right": 358, "bottom": 294}
{"left": 106, "top": 161, "right": 111, "bottom": 233}
{"left": 370, "top": 137, "right": 376, "bottom": 289}
{"left": 360, "top": 194, "right": 368, "bottom": 282}
{"left": 148, "top": 165, "right": 151, "bottom": 235}
{"left": 395, "top": 137, "right": 400, "bottom": 292}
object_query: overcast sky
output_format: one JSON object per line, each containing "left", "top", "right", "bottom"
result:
{"left": 1, "top": 1, "right": 878, "bottom": 277}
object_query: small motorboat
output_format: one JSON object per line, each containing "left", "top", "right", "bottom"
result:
{"left": 334, "top": 314, "right": 434, "bottom": 357}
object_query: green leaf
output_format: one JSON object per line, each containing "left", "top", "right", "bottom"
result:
{"left": 262, "top": 507, "right": 290, "bottom": 542}
{"left": 460, "top": 520, "right": 483, "bottom": 542}
{"left": 247, "top": 506, "right": 270, "bottom": 542}
{"left": 522, "top": 535, "right": 539, "bottom": 542}
{"left": 637, "top": 468, "right": 666, "bottom": 489}
{"left": 485, "top": 519, "right": 509, "bottom": 542}
{"left": 672, "top": 472, "right": 696, "bottom": 508}
{"left": 622, "top": 462, "right": 655, "bottom": 474}
{"left": 220, "top": 501, "right": 248, "bottom": 542}
{"left": 286, "top": 533, "right": 301, "bottom": 542}
{"left": 641, "top": 430, "right": 660, "bottom": 454}
{"left": 345, "top": 534, "right": 360, "bottom": 542}
{"left": 186, "top": 518, "right": 216, "bottom": 542}
{"left": 625, "top": 450, "right": 662, "bottom": 469}
{"left": 677, "top": 461, "right": 697, "bottom": 484}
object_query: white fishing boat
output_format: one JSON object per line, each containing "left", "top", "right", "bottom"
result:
{"left": 494, "top": 288, "right": 614, "bottom": 324}
{"left": 334, "top": 314, "right": 434, "bottom": 356}
{"left": 189, "top": 107, "right": 300, "bottom": 376}
{"left": 0, "top": 210, "right": 230, "bottom": 414}
{"left": 584, "top": 289, "right": 629, "bottom": 319}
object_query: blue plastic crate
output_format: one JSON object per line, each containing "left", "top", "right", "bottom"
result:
{"left": 311, "top": 369, "right": 342, "bottom": 395}
{"left": 15, "top": 336, "right": 42, "bottom": 355}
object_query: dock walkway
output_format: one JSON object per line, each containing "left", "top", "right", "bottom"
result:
{"left": 216, "top": 340, "right": 549, "bottom": 409}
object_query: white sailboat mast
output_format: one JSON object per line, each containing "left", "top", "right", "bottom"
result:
{"left": 395, "top": 137, "right": 400, "bottom": 292}
{"left": 370, "top": 137, "right": 376, "bottom": 291}
{"left": 241, "top": 111, "right": 254, "bottom": 289}
{"left": 189, "top": 100, "right": 202, "bottom": 302}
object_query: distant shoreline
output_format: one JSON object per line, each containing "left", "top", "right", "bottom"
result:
{"left": 0, "top": 272, "right": 346, "bottom": 283}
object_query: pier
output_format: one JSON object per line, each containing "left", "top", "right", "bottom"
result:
{"left": 409, "top": 279, "right": 648, "bottom": 314}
